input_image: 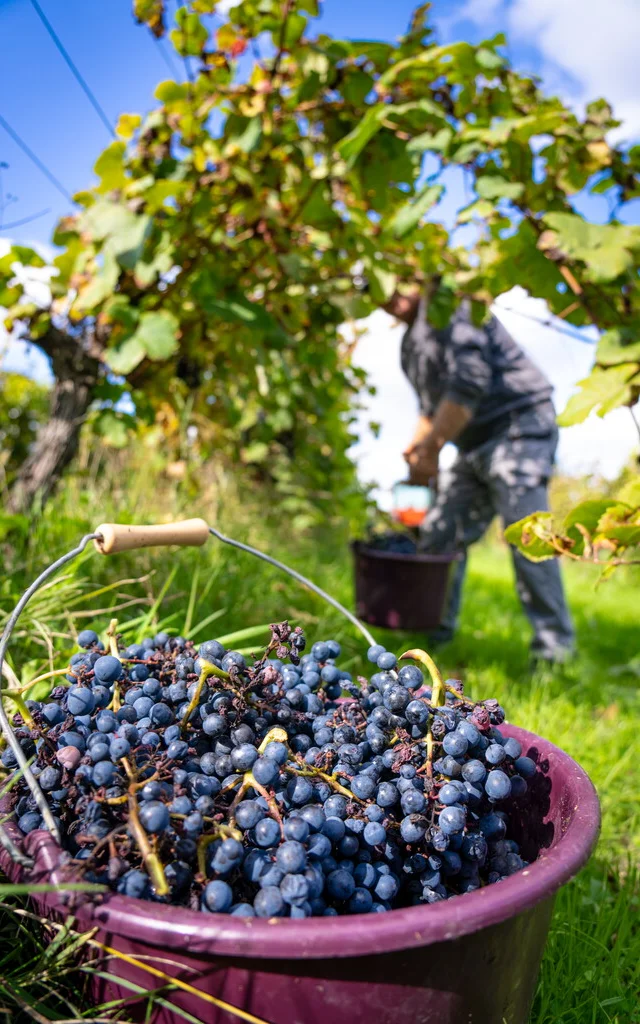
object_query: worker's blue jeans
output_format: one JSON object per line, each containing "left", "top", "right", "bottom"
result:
{"left": 419, "top": 403, "right": 575, "bottom": 660}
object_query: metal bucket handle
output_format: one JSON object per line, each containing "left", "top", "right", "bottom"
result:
{"left": 0, "top": 519, "right": 375, "bottom": 868}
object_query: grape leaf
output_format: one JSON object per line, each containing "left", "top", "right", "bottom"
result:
{"left": 155, "top": 80, "right": 189, "bottom": 104}
{"left": 133, "top": 0, "right": 165, "bottom": 36}
{"left": 82, "top": 201, "right": 152, "bottom": 269}
{"left": 596, "top": 327, "right": 640, "bottom": 367}
{"left": 387, "top": 183, "right": 444, "bottom": 238}
{"left": 378, "top": 42, "right": 471, "bottom": 88}
{"left": 133, "top": 234, "right": 174, "bottom": 287}
{"left": 199, "top": 292, "right": 285, "bottom": 338}
{"left": 616, "top": 478, "right": 640, "bottom": 506}
{"left": 557, "top": 364, "right": 640, "bottom": 425}
{"left": 74, "top": 252, "right": 120, "bottom": 312}
{"left": 407, "top": 128, "right": 452, "bottom": 154}
{"left": 133, "top": 311, "right": 179, "bottom": 360}
{"left": 475, "top": 176, "right": 524, "bottom": 201}
{"left": 596, "top": 504, "right": 640, "bottom": 548}
{"left": 591, "top": 175, "right": 616, "bottom": 194}
{"left": 231, "top": 117, "right": 262, "bottom": 153}
{"left": 562, "top": 499, "right": 621, "bottom": 555}
{"left": 106, "top": 336, "right": 146, "bottom": 375}
{"left": 342, "top": 70, "right": 374, "bottom": 106}
{"left": 0, "top": 284, "right": 22, "bottom": 307}
{"left": 337, "top": 106, "right": 387, "bottom": 166}
{"left": 476, "top": 47, "right": 504, "bottom": 70}
{"left": 5, "top": 246, "right": 45, "bottom": 269}
{"left": 171, "top": 8, "right": 208, "bottom": 55}
{"left": 366, "top": 262, "right": 397, "bottom": 304}
{"left": 94, "top": 142, "right": 128, "bottom": 192}
{"left": 282, "top": 12, "right": 307, "bottom": 48}
{"left": 241, "top": 442, "right": 269, "bottom": 464}
{"left": 456, "top": 198, "right": 495, "bottom": 224}
{"left": 94, "top": 409, "right": 132, "bottom": 448}
{"left": 102, "top": 295, "right": 139, "bottom": 331}
{"left": 504, "top": 512, "right": 558, "bottom": 561}
{"left": 116, "top": 113, "right": 142, "bottom": 139}
{"left": 542, "top": 213, "right": 640, "bottom": 282}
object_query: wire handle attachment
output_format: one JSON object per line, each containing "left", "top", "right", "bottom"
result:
{"left": 95, "top": 519, "right": 209, "bottom": 554}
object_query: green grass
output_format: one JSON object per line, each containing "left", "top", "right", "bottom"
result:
{"left": 1, "top": 485, "right": 638, "bottom": 1023}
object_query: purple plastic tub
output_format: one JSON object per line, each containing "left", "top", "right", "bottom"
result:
{"left": 352, "top": 541, "right": 461, "bottom": 631}
{"left": 1, "top": 724, "right": 599, "bottom": 1024}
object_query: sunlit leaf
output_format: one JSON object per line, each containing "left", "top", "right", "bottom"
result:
{"left": 116, "top": 113, "right": 142, "bottom": 139}
{"left": 81, "top": 200, "right": 152, "bottom": 269}
{"left": 241, "top": 441, "right": 269, "bottom": 463}
{"left": 407, "top": 127, "right": 452, "bottom": 154}
{"left": 365, "top": 262, "right": 397, "bottom": 304}
{"left": 558, "top": 365, "right": 640, "bottom": 425}
{"left": 106, "top": 336, "right": 146, "bottom": 375}
{"left": 6, "top": 246, "right": 45, "bottom": 269}
{"left": 155, "top": 79, "right": 189, "bottom": 104}
{"left": 94, "top": 140, "right": 128, "bottom": 193}
{"left": 73, "top": 252, "right": 120, "bottom": 312}
{"left": 342, "top": 69, "right": 374, "bottom": 106}
{"left": 134, "top": 310, "right": 179, "bottom": 360}
{"left": 456, "top": 198, "right": 495, "bottom": 224}
{"left": 171, "top": 6, "right": 208, "bottom": 55}
{"left": 596, "top": 327, "right": 640, "bottom": 367}
{"left": 337, "top": 105, "right": 386, "bottom": 166}
{"left": 94, "top": 409, "right": 133, "bottom": 448}
{"left": 230, "top": 116, "right": 262, "bottom": 153}
{"left": 475, "top": 175, "right": 525, "bottom": 201}
{"left": 476, "top": 46, "right": 504, "bottom": 70}
{"left": 504, "top": 512, "right": 558, "bottom": 561}
{"left": 562, "top": 500, "right": 620, "bottom": 555}
{"left": 133, "top": 0, "right": 165, "bottom": 36}
{"left": 616, "top": 478, "right": 640, "bottom": 506}
{"left": 541, "top": 213, "right": 640, "bottom": 282}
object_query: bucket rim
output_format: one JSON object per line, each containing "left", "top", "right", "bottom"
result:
{"left": 2, "top": 724, "right": 600, "bottom": 961}
{"left": 351, "top": 540, "right": 463, "bottom": 565}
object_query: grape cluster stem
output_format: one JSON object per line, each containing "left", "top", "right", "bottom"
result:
{"left": 121, "top": 756, "right": 169, "bottom": 896}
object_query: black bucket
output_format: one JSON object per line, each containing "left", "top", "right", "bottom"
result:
{"left": 352, "top": 541, "right": 461, "bottom": 632}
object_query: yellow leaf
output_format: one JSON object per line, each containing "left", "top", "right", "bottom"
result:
{"left": 239, "top": 93, "right": 266, "bottom": 117}
{"left": 116, "top": 113, "right": 142, "bottom": 140}
{"left": 586, "top": 140, "right": 611, "bottom": 169}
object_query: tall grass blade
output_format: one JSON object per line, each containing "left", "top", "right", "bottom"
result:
{"left": 185, "top": 607, "right": 226, "bottom": 640}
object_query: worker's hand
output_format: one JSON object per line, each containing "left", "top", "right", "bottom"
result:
{"left": 382, "top": 289, "right": 421, "bottom": 325}
{"left": 403, "top": 439, "right": 439, "bottom": 486}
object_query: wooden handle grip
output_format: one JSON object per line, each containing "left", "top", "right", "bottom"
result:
{"left": 94, "top": 519, "right": 210, "bottom": 555}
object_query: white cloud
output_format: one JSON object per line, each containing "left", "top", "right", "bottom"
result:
{"left": 458, "top": 0, "right": 502, "bottom": 21}
{"left": 510, "top": 0, "right": 640, "bottom": 138}
{"left": 454, "top": 0, "right": 640, "bottom": 137}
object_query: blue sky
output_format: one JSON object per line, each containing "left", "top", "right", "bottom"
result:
{"left": 1, "top": 0, "right": 639, "bottom": 486}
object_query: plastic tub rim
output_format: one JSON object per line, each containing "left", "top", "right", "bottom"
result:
{"left": 351, "top": 539, "right": 464, "bottom": 566}
{"left": 1, "top": 724, "right": 600, "bottom": 961}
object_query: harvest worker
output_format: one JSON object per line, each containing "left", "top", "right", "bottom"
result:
{"left": 384, "top": 285, "right": 574, "bottom": 664}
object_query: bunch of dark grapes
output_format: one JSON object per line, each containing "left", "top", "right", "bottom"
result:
{"left": 7, "top": 623, "right": 537, "bottom": 918}
{"left": 364, "top": 532, "right": 418, "bottom": 555}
